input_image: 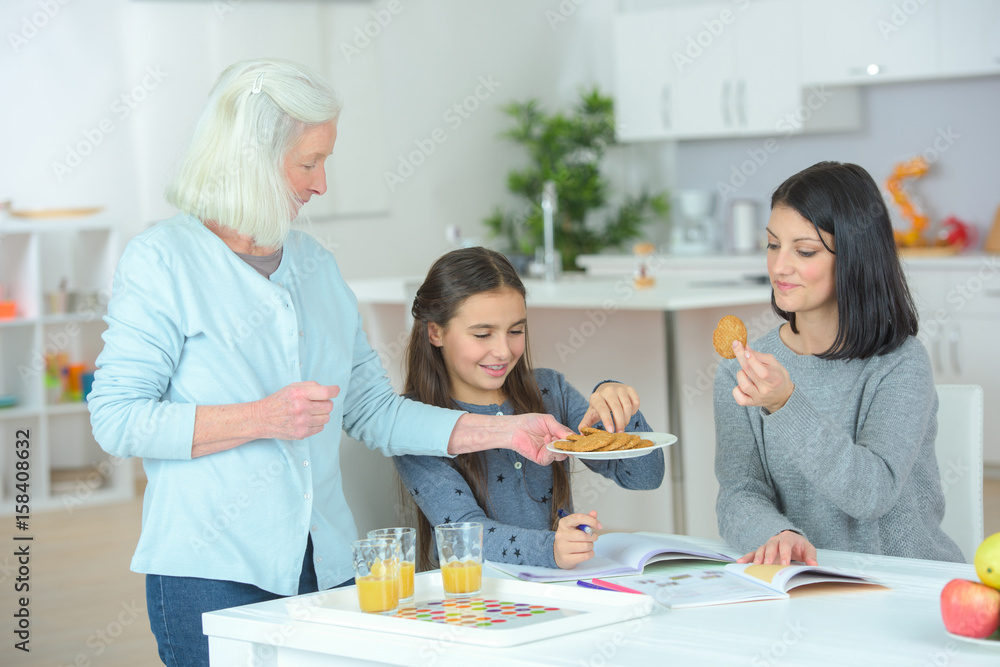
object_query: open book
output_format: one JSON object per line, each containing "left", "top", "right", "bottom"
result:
{"left": 487, "top": 532, "right": 738, "bottom": 582}
{"left": 598, "top": 560, "right": 885, "bottom": 608}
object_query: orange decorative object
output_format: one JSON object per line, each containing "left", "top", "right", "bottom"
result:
{"left": 886, "top": 157, "right": 931, "bottom": 248}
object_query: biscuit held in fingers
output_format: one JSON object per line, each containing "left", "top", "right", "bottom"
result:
{"left": 713, "top": 315, "right": 747, "bottom": 359}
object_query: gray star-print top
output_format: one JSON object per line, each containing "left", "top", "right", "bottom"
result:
{"left": 393, "top": 368, "right": 665, "bottom": 568}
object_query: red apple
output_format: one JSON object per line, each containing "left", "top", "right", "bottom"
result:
{"left": 940, "top": 579, "right": 1000, "bottom": 638}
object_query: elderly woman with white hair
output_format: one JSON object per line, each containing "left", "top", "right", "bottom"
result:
{"left": 88, "top": 59, "right": 571, "bottom": 666}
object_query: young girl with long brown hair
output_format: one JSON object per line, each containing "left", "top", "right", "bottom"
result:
{"left": 394, "top": 247, "right": 664, "bottom": 570}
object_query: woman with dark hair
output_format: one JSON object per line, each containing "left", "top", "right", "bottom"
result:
{"left": 394, "top": 247, "right": 664, "bottom": 570}
{"left": 714, "top": 161, "right": 964, "bottom": 565}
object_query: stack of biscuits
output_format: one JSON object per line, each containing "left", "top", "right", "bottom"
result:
{"left": 553, "top": 427, "right": 653, "bottom": 453}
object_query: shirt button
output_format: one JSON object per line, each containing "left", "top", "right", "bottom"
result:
{"left": 304, "top": 493, "right": 311, "bottom": 500}
{"left": 315, "top": 556, "right": 323, "bottom": 563}
{"left": 303, "top": 460, "right": 310, "bottom": 467}
{"left": 311, "top": 525, "right": 318, "bottom": 532}
{"left": 514, "top": 462, "right": 522, "bottom": 470}
{"left": 299, "top": 331, "right": 304, "bottom": 337}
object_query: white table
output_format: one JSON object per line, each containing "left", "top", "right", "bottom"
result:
{"left": 204, "top": 536, "right": 999, "bottom": 665}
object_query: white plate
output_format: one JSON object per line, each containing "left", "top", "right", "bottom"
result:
{"left": 946, "top": 629, "right": 1000, "bottom": 648}
{"left": 547, "top": 431, "right": 677, "bottom": 460}
{"left": 286, "top": 572, "right": 653, "bottom": 647}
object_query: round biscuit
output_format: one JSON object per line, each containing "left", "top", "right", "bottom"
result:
{"left": 712, "top": 315, "right": 747, "bottom": 359}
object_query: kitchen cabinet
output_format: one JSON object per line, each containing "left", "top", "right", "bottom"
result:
{"left": 938, "top": 0, "right": 1000, "bottom": 78}
{"left": 799, "top": 0, "right": 1000, "bottom": 85}
{"left": 799, "top": 0, "right": 938, "bottom": 86}
{"left": 0, "top": 216, "right": 134, "bottom": 514}
{"left": 614, "top": 0, "right": 859, "bottom": 141}
{"left": 906, "top": 261, "right": 1000, "bottom": 467}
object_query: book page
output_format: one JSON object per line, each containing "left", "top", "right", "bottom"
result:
{"left": 487, "top": 533, "right": 737, "bottom": 582}
{"left": 597, "top": 533, "right": 737, "bottom": 570}
{"left": 609, "top": 561, "right": 786, "bottom": 608}
{"left": 725, "top": 563, "right": 878, "bottom": 594}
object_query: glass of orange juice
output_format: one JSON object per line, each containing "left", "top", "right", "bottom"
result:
{"left": 368, "top": 527, "right": 416, "bottom": 606}
{"left": 351, "top": 537, "right": 400, "bottom": 614}
{"left": 434, "top": 522, "right": 483, "bottom": 598}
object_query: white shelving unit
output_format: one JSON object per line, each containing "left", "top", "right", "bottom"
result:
{"left": 0, "top": 214, "right": 133, "bottom": 514}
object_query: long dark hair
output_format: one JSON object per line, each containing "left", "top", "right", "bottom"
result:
{"left": 770, "top": 161, "right": 918, "bottom": 360}
{"left": 401, "top": 247, "right": 571, "bottom": 570}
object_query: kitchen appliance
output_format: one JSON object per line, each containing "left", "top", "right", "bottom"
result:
{"left": 727, "top": 199, "right": 762, "bottom": 254}
{"left": 671, "top": 190, "right": 717, "bottom": 255}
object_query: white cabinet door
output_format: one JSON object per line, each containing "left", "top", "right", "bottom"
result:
{"left": 938, "top": 0, "right": 1000, "bottom": 77}
{"left": 613, "top": 11, "right": 673, "bottom": 141}
{"left": 614, "top": 1, "right": 801, "bottom": 140}
{"left": 909, "top": 266, "right": 1000, "bottom": 466}
{"left": 800, "top": 0, "right": 939, "bottom": 85}
{"left": 942, "top": 317, "right": 999, "bottom": 465}
{"left": 732, "top": 0, "right": 800, "bottom": 135}
{"left": 666, "top": 2, "right": 738, "bottom": 139}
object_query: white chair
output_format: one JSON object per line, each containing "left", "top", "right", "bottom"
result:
{"left": 935, "top": 384, "right": 984, "bottom": 562}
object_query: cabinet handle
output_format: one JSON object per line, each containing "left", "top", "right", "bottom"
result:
{"left": 660, "top": 83, "right": 671, "bottom": 130}
{"left": 931, "top": 333, "right": 943, "bottom": 375}
{"left": 721, "top": 80, "right": 732, "bottom": 127}
{"left": 736, "top": 79, "right": 747, "bottom": 127}
{"left": 948, "top": 326, "right": 961, "bottom": 376}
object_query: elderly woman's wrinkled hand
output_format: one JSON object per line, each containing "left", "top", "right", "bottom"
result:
{"left": 253, "top": 381, "right": 340, "bottom": 440}
{"left": 509, "top": 413, "right": 572, "bottom": 466}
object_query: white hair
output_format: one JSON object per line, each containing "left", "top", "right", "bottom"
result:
{"left": 166, "top": 59, "right": 343, "bottom": 248}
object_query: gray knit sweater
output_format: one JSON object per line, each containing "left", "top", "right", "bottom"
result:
{"left": 394, "top": 369, "right": 665, "bottom": 568}
{"left": 714, "top": 327, "right": 964, "bottom": 563}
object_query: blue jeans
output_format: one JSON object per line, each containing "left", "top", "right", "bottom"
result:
{"left": 146, "top": 537, "right": 353, "bottom": 666}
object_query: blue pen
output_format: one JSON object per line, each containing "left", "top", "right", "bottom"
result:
{"left": 577, "top": 579, "right": 612, "bottom": 592}
{"left": 557, "top": 508, "right": 594, "bottom": 535}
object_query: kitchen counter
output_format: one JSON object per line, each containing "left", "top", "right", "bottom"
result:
{"left": 576, "top": 251, "right": 1000, "bottom": 276}
{"left": 348, "top": 274, "right": 771, "bottom": 311}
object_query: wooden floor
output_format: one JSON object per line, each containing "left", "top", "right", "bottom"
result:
{"left": 3, "top": 479, "right": 999, "bottom": 666}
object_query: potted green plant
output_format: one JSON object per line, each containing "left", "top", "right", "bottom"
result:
{"left": 483, "top": 88, "right": 668, "bottom": 271}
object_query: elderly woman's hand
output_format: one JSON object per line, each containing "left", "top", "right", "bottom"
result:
{"left": 253, "top": 381, "right": 340, "bottom": 440}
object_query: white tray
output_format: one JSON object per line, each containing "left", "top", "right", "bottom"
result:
{"left": 287, "top": 572, "right": 653, "bottom": 647}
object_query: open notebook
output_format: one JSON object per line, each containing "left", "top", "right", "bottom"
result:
{"left": 487, "top": 532, "right": 739, "bottom": 582}
{"left": 590, "top": 560, "right": 885, "bottom": 608}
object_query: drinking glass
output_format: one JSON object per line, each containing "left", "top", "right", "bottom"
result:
{"left": 434, "top": 522, "right": 483, "bottom": 598}
{"left": 351, "top": 537, "right": 400, "bottom": 613}
{"left": 368, "top": 527, "right": 416, "bottom": 605}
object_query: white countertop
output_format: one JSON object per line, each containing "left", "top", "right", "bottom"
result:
{"left": 348, "top": 274, "right": 772, "bottom": 312}
{"left": 576, "top": 251, "right": 1000, "bottom": 274}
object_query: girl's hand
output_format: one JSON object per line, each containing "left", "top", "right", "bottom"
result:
{"left": 731, "top": 341, "right": 794, "bottom": 413}
{"left": 578, "top": 382, "right": 640, "bottom": 433}
{"left": 554, "top": 510, "right": 601, "bottom": 569}
{"left": 737, "top": 530, "right": 818, "bottom": 566}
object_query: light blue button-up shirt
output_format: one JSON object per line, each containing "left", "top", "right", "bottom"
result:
{"left": 89, "top": 215, "right": 461, "bottom": 595}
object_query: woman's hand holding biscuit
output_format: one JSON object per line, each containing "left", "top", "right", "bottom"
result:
{"left": 578, "top": 382, "right": 640, "bottom": 433}
{"left": 731, "top": 341, "right": 794, "bottom": 413}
